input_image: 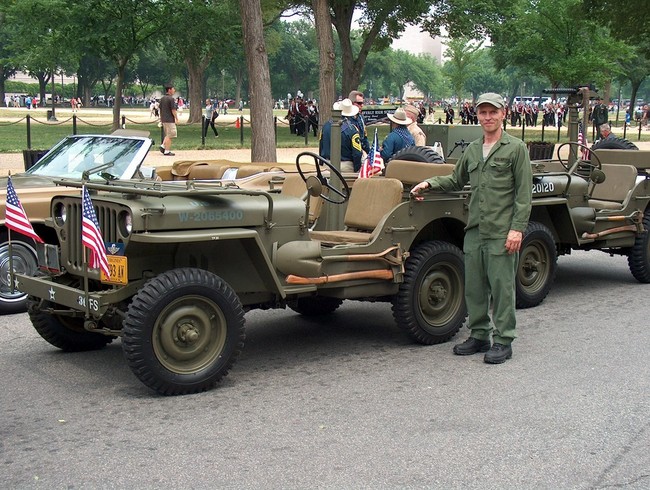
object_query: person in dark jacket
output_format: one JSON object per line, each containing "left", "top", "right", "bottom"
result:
{"left": 380, "top": 108, "right": 415, "bottom": 165}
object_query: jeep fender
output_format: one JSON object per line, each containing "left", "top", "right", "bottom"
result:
{"left": 130, "top": 228, "right": 286, "bottom": 298}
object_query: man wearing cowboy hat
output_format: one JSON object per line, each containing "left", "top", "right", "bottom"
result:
{"left": 403, "top": 104, "right": 426, "bottom": 146}
{"left": 339, "top": 98, "right": 363, "bottom": 172}
{"left": 410, "top": 92, "right": 532, "bottom": 364}
{"left": 380, "top": 107, "right": 415, "bottom": 164}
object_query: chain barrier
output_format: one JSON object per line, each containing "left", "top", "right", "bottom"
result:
{"left": 74, "top": 117, "right": 113, "bottom": 128}
{"left": 123, "top": 117, "right": 159, "bottom": 126}
{"left": 0, "top": 116, "right": 27, "bottom": 126}
{"left": 29, "top": 116, "right": 74, "bottom": 126}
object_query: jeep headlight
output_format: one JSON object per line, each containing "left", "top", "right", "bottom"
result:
{"left": 118, "top": 211, "right": 132, "bottom": 236}
{"left": 53, "top": 202, "right": 66, "bottom": 226}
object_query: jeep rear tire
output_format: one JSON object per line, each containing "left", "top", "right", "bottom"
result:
{"left": 392, "top": 241, "right": 466, "bottom": 345}
{"left": 628, "top": 208, "right": 650, "bottom": 283}
{"left": 390, "top": 146, "right": 445, "bottom": 164}
{"left": 122, "top": 268, "right": 245, "bottom": 396}
{"left": 516, "top": 222, "right": 557, "bottom": 309}
{"left": 289, "top": 296, "right": 343, "bottom": 316}
{"left": 591, "top": 137, "right": 638, "bottom": 151}
{"left": 27, "top": 299, "right": 114, "bottom": 351}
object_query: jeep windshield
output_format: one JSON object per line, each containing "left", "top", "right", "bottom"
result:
{"left": 25, "top": 134, "right": 151, "bottom": 180}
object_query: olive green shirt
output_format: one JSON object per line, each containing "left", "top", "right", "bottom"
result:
{"left": 425, "top": 131, "right": 532, "bottom": 239}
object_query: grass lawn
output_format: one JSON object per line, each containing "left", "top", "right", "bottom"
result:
{"left": 0, "top": 106, "right": 647, "bottom": 153}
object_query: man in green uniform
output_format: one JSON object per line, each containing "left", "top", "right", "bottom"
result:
{"left": 410, "top": 92, "right": 532, "bottom": 364}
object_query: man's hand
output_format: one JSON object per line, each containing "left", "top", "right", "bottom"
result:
{"left": 505, "top": 230, "right": 523, "bottom": 254}
{"left": 410, "top": 181, "right": 430, "bottom": 201}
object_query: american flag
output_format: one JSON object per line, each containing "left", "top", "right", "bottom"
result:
{"left": 578, "top": 122, "right": 590, "bottom": 160}
{"left": 358, "top": 128, "right": 383, "bottom": 178}
{"left": 81, "top": 186, "right": 110, "bottom": 278}
{"left": 4, "top": 176, "right": 44, "bottom": 243}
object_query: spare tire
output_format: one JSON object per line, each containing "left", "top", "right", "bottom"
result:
{"left": 390, "top": 145, "right": 446, "bottom": 164}
{"left": 591, "top": 137, "right": 638, "bottom": 151}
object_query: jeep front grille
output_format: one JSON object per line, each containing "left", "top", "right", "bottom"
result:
{"left": 60, "top": 199, "right": 120, "bottom": 275}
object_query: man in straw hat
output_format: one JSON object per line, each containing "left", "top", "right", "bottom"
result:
{"left": 380, "top": 107, "right": 415, "bottom": 164}
{"left": 403, "top": 104, "right": 426, "bottom": 146}
{"left": 410, "top": 92, "right": 532, "bottom": 364}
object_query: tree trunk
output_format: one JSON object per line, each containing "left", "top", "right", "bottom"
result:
{"left": 239, "top": 0, "right": 276, "bottom": 163}
{"left": 331, "top": 2, "right": 389, "bottom": 95}
{"left": 313, "top": 0, "right": 336, "bottom": 123}
{"left": 186, "top": 59, "right": 209, "bottom": 124}
{"left": 112, "top": 63, "right": 126, "bottom": 132}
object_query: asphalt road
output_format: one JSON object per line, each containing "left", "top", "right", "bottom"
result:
{"left": 1, "top": 251, "right": 648, "bottom": 489}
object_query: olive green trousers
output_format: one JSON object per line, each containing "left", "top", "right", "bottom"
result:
{"left": 462, "top": 228, "right": 518, "bottom": 345}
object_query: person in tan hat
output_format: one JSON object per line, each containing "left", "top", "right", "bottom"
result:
{"left": 403, "top": 104, "right": 426, "bottom": 146}
{"left": 380, "top": 107, "right": 415, "bottom": 164}
{"left": 410, "top": 92, "right": 532, "bottom": 364}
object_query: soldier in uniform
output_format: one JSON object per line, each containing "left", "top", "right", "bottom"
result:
{"left": 348, "top": 90, "right": 370, "bottom": 154}
{"left": 339, "top": 98, "right": 363, "bottom": 172}
{"left": 410, "top": 92, "right": 532, "bottom": 364}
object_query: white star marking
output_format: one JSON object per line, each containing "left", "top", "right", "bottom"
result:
{"left": 49, "top": 287, "right": 56, "bottom": 301}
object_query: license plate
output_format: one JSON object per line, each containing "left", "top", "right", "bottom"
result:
{"left": 101, "top": 255, "right": 128, "bottom": 285}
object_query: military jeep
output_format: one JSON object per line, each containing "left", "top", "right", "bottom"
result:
{"left": 15, "top": 155, "right": 470, "bottom": 395}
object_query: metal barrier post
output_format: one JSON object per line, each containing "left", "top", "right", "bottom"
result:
{"left": 73, "top": 115, "right": 77, "bottom": 135}
{"left": 121, "top": 115, "right": 126, "bottom": 129}
{"left": 201, "top": 116, "right": 206, "bottom": 146}
{"left": 638, "top": 121, "right": 642, "bottom": 141}
{"left": 26, "top": 115, "right": 31, "bottom": 149}
{"left": 521, "top": 119, "right": 525, "bottom": 140}
{"left": 623, "top": 121, "right": 627, "bottom": 139}
{"left": 239, "top": 116, "right": 244, "bottom": 145}
{"left": 541, "top": 122, "right": 545, "bottom": 142}
{"left": 556, "top": 122, "right": 561, "bottom": 142}
{"left": 304, "top": 115, "right": 309, "bottom": 145}
{"left": 274, "top": 116, "right": 277, "bottom": 143}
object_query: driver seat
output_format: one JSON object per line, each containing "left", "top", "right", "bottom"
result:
{"left": 587, "top": 164, "right": 638, "bottom": 210}
{"left": 309, "top": 177, "right": 403, "bottom": 245}
{"left": 281, "top": 173, "right": 325, "bottom": 227}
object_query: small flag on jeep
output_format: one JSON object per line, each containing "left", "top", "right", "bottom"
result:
{"left": 5, "top": 176, "right": 44, "bottom": 243}
{"left": 81, "top": 186, "right": 110, "bottom": 278}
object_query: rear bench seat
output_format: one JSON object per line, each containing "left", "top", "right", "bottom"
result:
{"left": 385, "top": 159, "right": 455, "bottom": 186}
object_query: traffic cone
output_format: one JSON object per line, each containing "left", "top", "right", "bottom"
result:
{"left": 235, "top": 117, "right": 240, "bottom": 129}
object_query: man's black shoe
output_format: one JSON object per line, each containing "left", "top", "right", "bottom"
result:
{"left": 159, "top": 145, "right": 165, "bottom": 154}
{"left": 453, "top": 337, "right": 491, "bottom": 356}
{"left": 484, "top": 343, "right": 512, "bottom": 364}
{"left": 163, "top": 151, "right": 175, "bottom": 156}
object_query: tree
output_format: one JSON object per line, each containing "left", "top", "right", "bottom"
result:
{"left": 443, "top": 37, "right": 483, "bottom": 109}
{"left": 69, "top": 0, "right": 165, "bottom": 131}
{"left": 490, "top": 0, "right": 628, "bottom": 88}
{"left": 165, "top": 0, "right": 241, "bottom": 123}
{"left": 312, "top": 0, "right": 336, "bottom": 123}
{"left": 240, "top": 0, "right": 276, "bottom": 162}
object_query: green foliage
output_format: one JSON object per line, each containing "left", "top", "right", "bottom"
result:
{"left": 490, "top": 0, "right": 630, "bottom": 87}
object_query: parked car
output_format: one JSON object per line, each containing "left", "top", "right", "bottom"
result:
{"left": 0, "top": 132, "right": 153, "bottom": 314}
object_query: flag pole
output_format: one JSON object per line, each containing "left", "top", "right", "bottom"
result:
{"left": 7, "top": 171, "right": 15, "bottom": 295}
{"left": 81, "top": 185, "right": 90, "bottom": 318}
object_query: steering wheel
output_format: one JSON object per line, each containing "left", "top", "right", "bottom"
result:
{"left": 557, "top": 141, "right": 603, "bottom": 177}
{"left": 295, "top": 151, "right": 350, "bottom": 204}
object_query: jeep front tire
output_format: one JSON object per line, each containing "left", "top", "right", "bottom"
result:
{"left": 122, "top": 268, "right": 246, "bottom": 396}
